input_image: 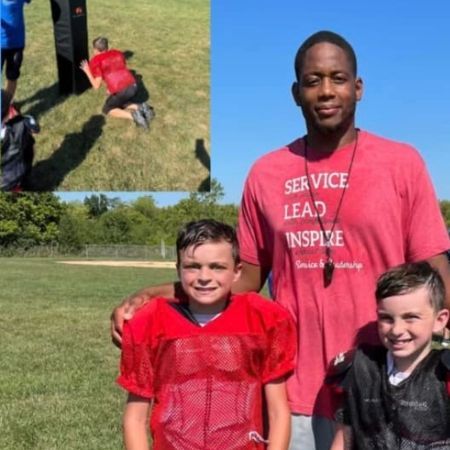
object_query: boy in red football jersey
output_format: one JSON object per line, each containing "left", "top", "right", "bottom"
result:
{"left": 80, "top": 36, "right": 153, "bottom": 129}
{"left": 117, "top": 219, "right": 295, "bottom": 450}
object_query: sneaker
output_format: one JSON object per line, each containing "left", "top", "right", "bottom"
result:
{"left": 131, "top": 109, "right": 148, "bottom": 129}
{"left": 139, "top": 102, "right": 155, "bottom": 123}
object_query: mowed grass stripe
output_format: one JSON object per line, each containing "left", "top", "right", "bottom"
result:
{"left": 0, "top": 258, "right": 176, "bottom": 450}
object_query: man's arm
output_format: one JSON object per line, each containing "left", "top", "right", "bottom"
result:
{"left": 79, "top": 60, "right": 102, "bottom": 90}
{"left": 123, "top": 394, "right": 151, "bottom": 450}
{"left": 231, "top": 260, "right": 270, "bottom": 294}
{"left": 264, "top": 378, "right": 291, "bottom": 450}
{"left": 330, "top": 423, "right": 353, "bottom": 450}
{"left": 427, "top": 252, "right": 450, "bottom": 312}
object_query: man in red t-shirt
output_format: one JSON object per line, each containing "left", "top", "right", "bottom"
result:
{"left": 110, "top": 31, "right": 450, "bottom": 449}
{"left": 80, "top": 36, "right": 154, "bottom": 129}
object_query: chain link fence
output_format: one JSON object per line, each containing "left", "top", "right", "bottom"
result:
{"left": 0, "top": 243, "right": 176, "bottom": 260}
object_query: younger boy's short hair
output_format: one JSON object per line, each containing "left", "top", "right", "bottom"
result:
{"left": 375, "top": 261, "right": 445, "bottom": 311}
{"left": 176, "top": 219, "right": 240, "bottom": 265}
{"left": 93, "top": 36, "right": 109, "bottom": 52}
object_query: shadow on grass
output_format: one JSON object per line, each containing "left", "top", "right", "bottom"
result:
{"left": 195, "top": 138, "right": 210, "bottom": 191}
{"left": 15, "top": 82, "right": 70, "bottom": 120}
{"left": 26, "top": 114, "right": 105, "bottom": 191}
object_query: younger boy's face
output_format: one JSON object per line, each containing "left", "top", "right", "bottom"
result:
{"left": 377, "top": 286, "right": 449, "bottom": 372}
{"left": 177, "top": 240, "right": 241, "bottom": 314}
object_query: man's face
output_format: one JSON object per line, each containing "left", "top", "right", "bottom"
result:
{"left": 377, "top": 286, "right": 449, "bottom": 372}
{"left": 177, "top": 240, "right": 241, "bottom": 314}
{"left": 292, "top": 42, "right": 363, "bottom": 136}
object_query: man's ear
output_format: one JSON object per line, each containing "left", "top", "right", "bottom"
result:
{"left": 355, "top": 77, "right": 363, "bottom": 102}
{"left": 292, "top": 81, "right": 302, "bottom": 107}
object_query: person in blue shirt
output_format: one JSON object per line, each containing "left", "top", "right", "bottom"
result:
{"left": 1, "top": 0, "right": 31, "bottom": 100}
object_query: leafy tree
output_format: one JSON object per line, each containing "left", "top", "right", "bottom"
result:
{"left": 132, "top": 196, "right": 158, "bottom": 219}
{"left": 84, "top": 194, "right": 120, "bottom": 218}
{"left": 58, "top": 202, "right": 90, "bottom": 251}
{"left": 95, "top": 206, "right": 152, "bottom": 244}
{"left": 189, "top": 179, "right": 225, "bottom": 205}
{"left": 0, "top": 193, "right": 63, "bottom": 247}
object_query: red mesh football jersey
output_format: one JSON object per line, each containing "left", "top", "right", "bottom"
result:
{"left": 89, "top": 49, "right": 135, "bottom": 94}
{"left": 117, "top": 292, "right": 296, "bottom": 450}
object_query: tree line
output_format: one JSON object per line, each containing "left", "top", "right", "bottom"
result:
{"left": 0, "top": 181, "right": 238, "bottom": 252}
{"left": 1, "top": 187, "right": 449, "bottom": 253}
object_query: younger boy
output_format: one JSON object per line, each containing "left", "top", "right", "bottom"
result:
{"left": 80, "top": 36, "right": 154, "bottom": 129}
{"left": 329, "top": 261, "right": 450, "bottom": 449}
{"left": 117, "top": 219, "right": 295, "bottom": 450}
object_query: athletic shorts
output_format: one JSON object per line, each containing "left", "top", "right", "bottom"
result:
{"left": 289, "top": 414, "right": 336, "bottom": 450}
{"left": 102, "top": 83, "right": 138, "bottom": 114}
{"left": 1, "top": 48, "right": 24, "bottom": 81}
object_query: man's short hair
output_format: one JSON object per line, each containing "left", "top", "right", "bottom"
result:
{"left": 176, "top": 219, "right": 240, "bottom": 265}
{"left": 375, "top": 261, "right": 445, "bottom": 311}
{"left": 294, "top": 30, "right": 357, "bottom": 81}
{"left": 93, "top": 36, "right": 109, "bottom": 52}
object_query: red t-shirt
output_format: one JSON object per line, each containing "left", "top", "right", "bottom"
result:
{"left": 89, "top": 49, "right": 135, "bottom": 94}
{"left": 117, "top": 293, "right": 296, "bottom": 450}
{"left": 238, "top": 130, "right": 450, "bottom": 418}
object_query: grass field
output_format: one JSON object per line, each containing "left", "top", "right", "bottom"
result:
{"left": 16, "top": 0, "right": 209, "bottom": 191}
{"left": 0, "top": 257, "right": 176, "bottom": 450}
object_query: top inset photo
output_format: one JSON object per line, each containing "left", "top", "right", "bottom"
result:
{"left": 1, "top": 0, "right": 209, "bottom": 192}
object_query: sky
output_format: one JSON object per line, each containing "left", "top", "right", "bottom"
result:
{"left": 60, "top": 0, "right": 450, "bottom": 206}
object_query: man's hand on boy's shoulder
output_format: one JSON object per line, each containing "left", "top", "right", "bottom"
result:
{"left": 111, "top": 292, "right": 150, "bottom": 348}
{"left": 110, "top": 282, "right": 182, "bottom": 348}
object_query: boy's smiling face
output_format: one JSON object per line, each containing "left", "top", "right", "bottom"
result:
{"left": 377, "top": 286, "right": 449, "bottom": 373}
{"left": 177, "top": 239, "right": 241, "bottom": 315}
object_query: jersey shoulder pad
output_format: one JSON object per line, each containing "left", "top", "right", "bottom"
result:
{"left": 325, "top": 348, "right": 356, "bottom": 385}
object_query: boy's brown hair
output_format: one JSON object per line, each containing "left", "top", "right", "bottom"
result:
{"left": 176, "top": 219, "right": 240, "bottom": 266}
{"left": 375, "top": 261, "right": 445, "bottom": 312}
{"left": 93, "top": 36, "right": 108, "bottom": 52}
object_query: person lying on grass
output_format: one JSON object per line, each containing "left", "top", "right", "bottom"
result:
{"left": 80, "top": 36, "right": 154, "bottom": 129}
{"left": 117, "top": 219, "right": 295, "bottom": 450}
{"left": 328, "top": 261, "right": 450, "bottom": 449}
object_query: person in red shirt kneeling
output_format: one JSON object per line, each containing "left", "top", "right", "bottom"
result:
{"left": 80, "top": 36, "right": 154, "bottom": 129}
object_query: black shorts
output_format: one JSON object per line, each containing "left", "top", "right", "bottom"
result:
{"left": 102, "top": 83, "right": 138, "bottom": 114}
{"left": 1, "top": 48, "right": 24, "bottom": 81}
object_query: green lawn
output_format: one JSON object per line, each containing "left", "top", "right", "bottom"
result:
{"left": 16, "top": 0, "right": 209, "bottom": 191}
{"left": 0, "top": 258, "right": 176, "bottom": 450}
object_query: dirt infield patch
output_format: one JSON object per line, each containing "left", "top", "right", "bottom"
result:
{"left": 57, "top": 260, "right": 176, "bottom": 269}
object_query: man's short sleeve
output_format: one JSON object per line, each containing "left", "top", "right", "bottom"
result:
{"left": 237, "top": 167, "right": 272, "bottom": 268}
{"left": 116, "top": 316, "right": 154, "bottom": 399}
{"left": 262, "top": 309, "right": 296, "bottom": 384}
{"left": 404, "top": 152, "right": 450, "bottom": 261}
